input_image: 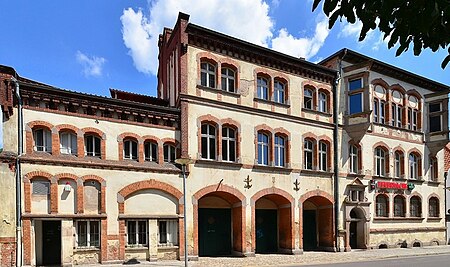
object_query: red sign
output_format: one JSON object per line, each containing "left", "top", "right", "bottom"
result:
{"left": 376, "top": 181, "right": 407, "bottom": 190}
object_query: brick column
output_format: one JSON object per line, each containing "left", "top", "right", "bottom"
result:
{"left": 24, "top": 182, "right": 31, "bottom": 213}
{"left": 101, "top": 185, "right": 106, "bottom": 214}
{"left": 51, "top": 128, "right": 60, "bottom": 155}
{"left": 118, "top": 220, "right": 125, "bottom": 260}
{"left": 77, "top": 130, "right": 84, "bottom": 158}
{"left": 50, "top": 177, "right": 58, "bottom": 214}
{"left": 138, "top": 141, "right": 144, "bottom": 163}
{"left": 77, "top": 179, "right": 84, "bottom": 214}
{"left": 100, "top": 219, "right": 107, "bottom": 262}
{"left": 23, "top": 219, "right": 32, "bottom": 265}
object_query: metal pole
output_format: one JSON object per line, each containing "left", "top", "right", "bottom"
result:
{"left": 182, "top": 164, "right": 188, "bottom": 267}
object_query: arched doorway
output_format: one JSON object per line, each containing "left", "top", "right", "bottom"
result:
{"left": 252, "top": 189, "right": 294, "bottom": 254}
{"left": 196, "top": 189, "right": 244, "bottom": 257}
{"left": 302, "top": 196, "right": 333, "bottom": 251}
{"left": 349, "top": 208, "right": 366, "bottom": 249}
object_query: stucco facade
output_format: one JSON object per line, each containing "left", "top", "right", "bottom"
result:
{"left": 0, "top": 12, "right": 449, "bottom": 267}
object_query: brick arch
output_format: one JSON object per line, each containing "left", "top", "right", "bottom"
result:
{"left": 302, "top": 132, "right": 318, "bottom": 141}
{"left": 54, "top": 173, "right": 79, "bottom": 181}
{"left": 26, "top": 120, "right": 54, "bottom": 131}
{"left": 406, "top": 89, "right": 422, "bottom": 100}
{"left": 117, "top": 132, "right": 142, "bottom": 143}
{"left": 81, "top": 127, "right": 105, "bottom": 139}
{"left": 197, "top": 114, "right": 220, "bottom": 127}
{"left": 55, "top": 124, "right": 80, "bottom": 134}
{"left": 302, "top": 80, "right": 319, "bottom": 89}
{"left": 193, "top": 183, "right": 245, "bottom": 203}
{"left": 161, "top": 138, "right": 179, "bottom": 146}
{"left": 196, "top": 51, "right": 220, "bottom": 64}
{"left": 251, "top": 187, "right": 294, "bottom": 204}
{"left": 23, "top": 171, "right": 53, "bottom": 182}
{"left": 142, "top": 135, "right": 161, "bottom": 144}
{"left": 371, "top": 78, "right": 390, "bottom": 89}
{"left": 299, "top": 189, "right": 334, "bottom": 204}
{"left": 254, "top": 67, "right": 276, "bottom": 78}
{"left": 274, "top": 127, "right": 290, "bottom": 139}
{"left": 255, "top": 124, "right": 274, "bottom": 134}
{"left": 119, "top": 179, "right": 182, "bottom": 202}
{"left": 81, "top": 174, "right": 105, "bottom": 185}
{"left": 220, "top": 59, "right": 239, "bottom": 71}
{"left": 407, "top": 148, "right": 422, "bottom": 157}
{"left": 373, "top": 141, "right": 389, "bottom": 151}
{"left": 392, "top": 145, "right": 405, "bottom": 154}
{"left": 389, "top": 84, "right": 407, "bottom": 95}
{"left": 221, "top": 118, "right": 241, "bottom": 130}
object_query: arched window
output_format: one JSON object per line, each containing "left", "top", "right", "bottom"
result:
{"left": 201, "top": 124, "right": 216, "bottom": 160}
{"left": 318, "top": 92, "right": 327, "bottom": 113}
{"left": 409, "top": 153, "right": 421, "bottom": 179}
{"left": 124, "top": 139, "right": 138, "bottom": 160}
{"left": 373, "top": 98, "right": 386, "bottom": 124}
{"left": 274, "top": 134, "right": 285, "bottom": 167}
{"left": 304, "top": 139, "right": 314, "bottom": 170}
{"left": 274, "top": 80, "right": 285, "bottom": 104}
{"left": 391, "top": 90, "right": 404, "bottom": 127}
{"left": 85, "top": 134, "right": 101, "bottom": 157}
{"left": 376, "top": 194, "right": 388, "bottom": 217}
{"left": 394, "top": 151, "right": 404, "bottom": 178}
{"left": 200, "top": 61, "right": 216, "bottom": 88}
{"left": 407, "top": 95, "right": 420, "bottom": 131}
{"left": 222, "top": 127, "right": 236, "bottom": 162}
{"left": 163, "top": 144, "right": 176, "bottom": 163}
{"left": 394, "top": 195, "right": 406, "bottom": 217}
{"left": 304, "top": 88, "right": 313, "bottom": 110}
{"left": 257, "top": 76, "right": 269, "bottom": 100}
{"left": 221, "top": 67, "right": 235, "bottom": 92}
{"left": 430, "top": 157, "right": 438, "bottom": 182}
{"left": 60, "top": 131, "right": 77, "bottom": 155}
{"left": 319, "top": 141, "right": 328, "bottom": 171}
{"left": 429, "top": 197, "right": 439, "bottom": 217}
{"left": 144, "top": 141, "right": 158, "bottom": 162}
{"left": 349, "top": 144, "right": 359, "bottom": 174}
{"left": 374, "top": 147, "right": 387, "bottom": 177}
{"left": 257, "top": 132, "right": 270, "bottom": 165}
{"left": 410, "top": 196, "right": 422, "bottom": 217}
{"left": 33, "top": 128, "right": 52, "bottom": 152}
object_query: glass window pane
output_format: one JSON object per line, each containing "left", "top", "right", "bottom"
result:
{"left": 78, "top": 221, "right": 87, "bottom": 247}
{"left": 349, "top": 79, "right": 363, "bottom": 91}
{"left": 349, "top": 93, "right": 363, "bottom": 114}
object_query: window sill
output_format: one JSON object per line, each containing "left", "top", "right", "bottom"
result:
{"left": 300, "top": 169, "right": 333, "bottom": 177}
{"left": 197, "top": 84, "right": 241, "bottom": 97}
{"left": 345, "top": 110, "right": 371, "bottom": 118}
{"left": 301, "top": 108, "right": 332, "bottom": 117}
{"left": 125, "top": 246, "right": 149, "bottom": 250}
{"left": 427, "top": 217, "right": 442, "bottom": 222}
{"left": 253, "top": 164, "right": 293, "bottom": 173}
{"left": 74, "top": 247, "right": 100, "bottom": 252}
{"left": 372, "top": 122, "right": 423, "bottom": 135}
{"left": 344, "top": 200, "right": 370, "bottom": 205}
{"left": 346, "top": 172, "right": 365, "bottom": 178}
{"left": 253, "top": 97, "right": 290, "bottom": 108}
{"left": 407, "top": 178, "right": 425, "bottom": 184}
{"left": 427, "top": 180, "right": 440, "bottom": 186}
{"left": 195, "top": 159, "right": 243, "bottom": 169}
{"left": 373, "top": 217, "right": 424, "bottom": 221}
{"left": 157, "top": 245, "right": 179, "bottom": 250}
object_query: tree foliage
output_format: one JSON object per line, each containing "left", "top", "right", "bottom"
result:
{"left": 313, "top": 0, "right": 450, "bottom": 68}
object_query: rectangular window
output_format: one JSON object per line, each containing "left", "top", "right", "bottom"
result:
{"left": 33, "top": 129, "right": 52, "bottom": 152}
{"left": 349, "top": 93, "right": 363, "bottom": 114}
{"left": 85, "top": 135, "right": 101, "bottom": 157}
{"left": 32, "top": 181, "right": 50, "bottom": 195}
{"left": 144, "top": 142, "right": 158, "bottom": 162}
{"left": 158, "top": 220, "right": 178, "bottom": 247}
{"left": 429, "top": 103, "right": 442, "bottom": 133}
{"left": 164, "top": 145, "right": 176, "bottom": 163}
{"left": 127, "top": 220, "right": 148, "bottom": 246}
{"left": 60, "top": 132, "right": 77, "bottom": 155}
{"left": 257, "top": 77, "right": 269, "bottom": 100}
{"left": 76, "top": 220, "right": 100, "bottom": 248}
{"left": 222, "top": 128, "right": 236, "bottom": 162}
{"left": 349, "top": 78, "right": 363, "bottom": 91}
{"left": 257, "top": 133, "right": 269, "bottom": 165}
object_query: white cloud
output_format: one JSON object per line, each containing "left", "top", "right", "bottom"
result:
{"left": 339, "top": 18, "right": 392, "bottom": 51}
{"left": 120, "top": 0, "right": 329, "bottom": 75}
{"left": 76, "top": 51, "right": 106, "bottom": 77}
{"left": 271, "top": 17, "right": 329, "bottom": 59}
{"left": 339, "top": 20, "right": 362, "bottom": 39}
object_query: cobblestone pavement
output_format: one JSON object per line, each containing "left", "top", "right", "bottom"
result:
{"left": 85, "top": 245, "right": 450, "bottom": 267}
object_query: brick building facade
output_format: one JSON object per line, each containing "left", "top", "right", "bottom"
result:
{"left": 0, "top": 12, "right": 448, "bottom": 266}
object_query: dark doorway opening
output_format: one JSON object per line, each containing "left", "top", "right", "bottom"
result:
{"left": 255, "top": 209, "right": 277, "bottom": 253}
{"left": 42, "top": 220, "right": 61, "bottom": 266}
{"left": 303, "top": 210, "right": 317, "bottom": 251}
{"left": 198, "top": 208, "right": 231, "bottom": 256}
{"left": 349, "top": 221, "right": 357, "bottom": 249}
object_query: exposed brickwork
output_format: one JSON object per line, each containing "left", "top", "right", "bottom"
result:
{"left": 23, "top": 219, "right": 31, "bottom": 265}
{"left": 444, "top": 144, "right": 450, "bottom": 171}
{"left": 100, "top": 219, "right": 107, "bottom": 262}
{"left": 0, "top": 237, "right": 16, "bottom": 267}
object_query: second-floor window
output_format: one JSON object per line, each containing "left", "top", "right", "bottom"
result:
{"left": 374, "top": 147, "right": 386, "bottom": 176}
{"left": 394, "top": 196, "right": 406, "bottom": 217}
{"left": 409, "top": 153, "right": 420, "bottom": 179}
{"left": 257, "top": 132, "right": 269, "bottom": 165}
{"left": 257, "top": 76, "right": 269, "bottom": 100}
{"left": 304, "top": 89, "right": 313, "bottom": 110}
{"left": 201, "top": 124, "right": 216, "bottom": 160}
{"left": 304, "top": 139, "right": 313, "bottom": 170}
{"left": 124, "top": 139, "right": 138, "bottom": 160}
{"left": 33, "top": 128, "right": 52, "bottom": 152}
{"left": 222, "top": 127, "right": 236, "bottom": 162}
{"left": 200, "top": 62, "right": 216, "bottom": 88}
{"left": 319, "top": 141, "right": 327, "bottom": 171}
{"left": 273, "top": 80, "right": 285, "bottom": 104}
{"left": 164, "top": 144, "right": 176, "bottom": 163}
{"left": 318, "top": 92, "right": 327, "bottom": 113}
{"left": 391, "top": 103, "right": 403, "bottom": 127}
{"left": 429, "top": 197, "right": 439, "bottom": 217}
{"left": 348, "top": 78, "right": 363, "bottom": 114}
{"left": 410, "top": 196, "right": 422, "bottom": 217}
{"left": 274, "top": 135, "right": 285, "bottom": 167}
{"left": 221, "top": 68, "right": 235, "bottom": 93}
{"left": 85, "top": 135, "right": 101, "bottom": 157}
{"left": 394, "top": 151, "right": 404, "bottom": 178}
{"left": 407, "top": 107, "right": 418, "bottom": 131}
{"left": 373, "top": 98, "right": 385, "bottom": 124}
{"left": 349, "top": 145, "right": 359, "bottom": 174}
{"left": 429, "top": 102, "right": 442, "bottom": 132}
{"left": 430, "top": 157, "right": 438, "bottom": 182}
{"left": 144, "top": 141, "right": 158, "bottom": 162}
{"left": 60, "top": 131, "right": 77, "bottom": 155}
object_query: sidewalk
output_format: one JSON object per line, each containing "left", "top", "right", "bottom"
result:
{"left": 85, "top": 245, "right": 450, "bottom": 267}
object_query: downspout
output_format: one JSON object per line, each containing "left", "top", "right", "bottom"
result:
{"left": 333, "top": 48, "right": 347, "bottom": 252}
{"left": 11, "top": 77, "right": 22, "bottom": 267}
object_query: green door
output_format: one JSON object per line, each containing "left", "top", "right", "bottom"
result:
{"left": 199, "top": 208, "right": 231, "bottom": 256}
{"left": 256, "top": 209, "right": 278, "bottom": 253}
{"left": 303, "top": 210, "right": 317, "bottom": 251}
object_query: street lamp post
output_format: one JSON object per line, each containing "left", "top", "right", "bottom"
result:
{"left": 175, "top": 157, "right": 195, "bottom": 267}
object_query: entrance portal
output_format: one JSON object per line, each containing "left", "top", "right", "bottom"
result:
{"left": 349, "top": 208, "right": 366, "bottom": 249}
{"left": 255, "top": 209, "right": 277, "bottom": 253}
{"left": 42, "top": 220, "right": 61, "bottom": 265}
{"left": 199, "top": 208, "right": 231, "bottom": 256}
{"left": 302, "top": 196, "right": 333, "bottom": 251}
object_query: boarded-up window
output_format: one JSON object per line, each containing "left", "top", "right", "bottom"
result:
{"left": 33, "top": 181, "right": 50, "bottom": 195}
{"left": 83, "top": 181, "right": 101, "bottom": 214}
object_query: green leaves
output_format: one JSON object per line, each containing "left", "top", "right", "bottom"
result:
{"left": 312, "top": 0, "right": 450, "bottom": 69}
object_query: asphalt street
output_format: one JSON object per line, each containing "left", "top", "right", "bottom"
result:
{"left": 300, "top": 254, "right": 450, "bottom": 267}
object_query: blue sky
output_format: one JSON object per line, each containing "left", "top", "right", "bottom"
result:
{"left": 0, "top": 0, "right": 449, "bottom": 148}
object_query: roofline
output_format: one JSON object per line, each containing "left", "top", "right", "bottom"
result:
{"left": 320, "top": 48, "right": 450, "bottom": 91}
{"left": 186, "top": 23, "right": 337, "bottom": 77}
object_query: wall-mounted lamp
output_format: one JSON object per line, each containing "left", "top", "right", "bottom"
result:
{"left": 64, "top": 182, "right": 71, "bottom": 192}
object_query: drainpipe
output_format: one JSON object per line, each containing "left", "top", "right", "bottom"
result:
{"left": 11, "top": 76, "right": 23, "bottom": 267}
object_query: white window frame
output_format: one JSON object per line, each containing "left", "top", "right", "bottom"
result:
{"left": 304, "top": 139, "right": 313, "bottom": 170}
{"left": 304, "top": 89, "right": 313, "bottom": 110}
{"left": 394, "top": 151, "right": 402, "bottom": 178}
{"left": 221, "top": 67, "right": 235, "bottom": 93}
{"left": 60, "top": 131, "right": 77, "bottom": 155}
{"left": 158, "top": 220, "right": 179, "bottom": 247}
{"left": 274, "top": 135, "right": 285, "bottom": 167}
{"left": 75, "top": 220, "right": 100, "bottom": 248}
{"left": 33, "top": 128, "right": 52, "bottom": 152}
{"left": 318, "top": 141, "right": 327, "bottom": 171}
{"left": 201, "top": 124, "right": 216, "bottom": 160}
{"left": 257, "top": 132, "right": 269, "bottom": 166}
{"left": 391, "top": 103, "right": 403, "bottom": 127}
{"left": 222, "top": 127, "right": 236, "bottom": 162}
{"left": 273, "top": 80, "right": 285, "bottom": 104}
{"left": 409, "top": 153, "right": 419, "bottom": 179}
{"left": 164, "top": 144, "right": 176, "bottom": 163}
{"left": 123, "top": 139, "right": 138, "bottom": 160}
{"left": 144, "top": 141, "right": 158, "bottom": 162}
{"left": 373, "top": 98, "right": 385, "bottom": 124}
{"left": 126, "top": 220, "right": 148, "bottom": 247}
{"left": 200, "top": 62, "right": 216, "bottom": 88}
{"left": 84, "top": 135, "right": 101, "bottom": 157}
{"left": 375, "top": 147, "right": 386, "bottom": 177}
{"left": 318, "top": 92, "right": 327, "bottom": 113}
{"left": 257, "top": 76, "right": 269, "bottom": 100}
{"left": 349, "top": 145, "right": 358, "bottom": 174}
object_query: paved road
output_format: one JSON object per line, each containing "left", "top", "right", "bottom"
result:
{"left": 300, "top": 254, "right": 450, "bottom": 267}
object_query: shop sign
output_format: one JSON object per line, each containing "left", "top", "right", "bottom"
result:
{"left": 376, "top": 181, "right": 408, "bottom": 190}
